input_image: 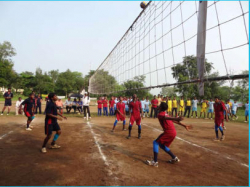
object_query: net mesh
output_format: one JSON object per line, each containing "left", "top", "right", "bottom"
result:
{"left": 89, "top": 1, "right": 249, "bottom": 95}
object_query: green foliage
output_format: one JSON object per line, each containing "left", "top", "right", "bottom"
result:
{"left": 122, "top": 75, "right": 152, "bottom": 99}
{"left": 171, "top": 55, "right": 224, "bottom": 100}
{"left": 0, "top": 41, "right": 16, "bottom": 61}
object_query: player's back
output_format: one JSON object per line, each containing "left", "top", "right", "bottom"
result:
{"left": 158, "top": 111, "right": 176, "bottom": 133}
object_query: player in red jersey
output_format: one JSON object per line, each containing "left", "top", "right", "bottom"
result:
{"left": 213, "top": 96, "right": 228, "bottom": 141}
{"left": 111, "top": 96, "right": 126, "bottom": 132}
{"left": 102, "top": 97, "right": 108, "bottom": 116}
{"left": 97, "top": 97, "right": 103, "bottom": 116}
{"left": 127, "top": 94, "right": 143, "bottom": 139}
{"left": 109, "top": 96, "right": 115, "bottom": 116}
{"left": 146, "top": 102, "right": 192, "bottom": 167}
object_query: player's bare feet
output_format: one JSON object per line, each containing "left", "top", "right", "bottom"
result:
{"left": 167, "top": 157, "right": 180, "bottom": 164}
{"left": 146, "top": 160, "right": 158, "bottom": 167}
{"left": 111, "top": 130, "right": 114, "bottom": 132}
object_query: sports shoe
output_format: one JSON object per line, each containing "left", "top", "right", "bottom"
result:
{"left": 196, "top": 116, "right": 198, "bottom": 119}
{"left": 223, "top": 126, "right": 226, "bottom": 130}
{"left": 214, "top": 138, "right": 220, "bottom": 141}
{"left": 50, "top": 144, "right": 61, "bottom": 149}
{"left": 123, "top": 129, "right": 127, "bottom": 131}
{"left": 221, "top": 135, "right": 225, "bottom": 141}
{"left": 7, "top": 113, "right": 9, "bottom": 116}
{"left": 167, "top": 157, "right": 180, "bottom": 164}
{"left": 191, "top": 116, "right": 193, "bottom": 118}
{"left": 244, "top": 121, "right": 248, "bottom": 123}
{"left": 138, "top": 135, "right": 141, "bottom": 139}
{"left": 1, "top": 113, "right": 3, "bottom": 115}
{"left": 127, "top": 135, "right": 131, "bottom": 139}
{"left": 111, "top": 130, "right": 114, "bottom": 132}
{"left": 29, "top": 125, "right": 34, "bottom": 129}
{"left": 26, "top": 128, "right": 32, "bottom": 131}
{"left": 146, "top": 160, "right": 158, "bottom": 167}
{"left": 236, "top": 116, "right": 238, "bottom": 120}
{"left": 210, "top": 118, "right": 212, "bottom": 120}
{"left": 41, "top": 147, "right": 47, "bottom": 153}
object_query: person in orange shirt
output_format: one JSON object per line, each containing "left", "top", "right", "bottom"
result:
{"left": 56, "top": 98, "right": 64, "bottom": 114}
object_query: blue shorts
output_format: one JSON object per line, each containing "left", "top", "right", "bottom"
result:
{"left": 143, "top": 108, "right": 149, "bottom": 113}
{"left": 245, "top": 110, "right": 249, "bottom": 116}
{"left": 224, "top": 111, "right": 229, "bottom": 116}
{"left": 208, "top": 109, "right": 213, "bottom": 113}
{"left": 192, "top": 107, "right": 197, "bottom": 111}
{"left": 232, "top": 110, "right": 236, "bottom": 115}
{"left": 45, "top": 123, "right": 61, "bottom": 135}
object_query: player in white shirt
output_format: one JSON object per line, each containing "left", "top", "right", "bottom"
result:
{"left": 144, "top": 97, "right": 150, "bottom": 117}
{"left": 15, "top": 97, "right": 24, "bottom": 115}
{"left": 244, "top": 100, "right": 249, "bottom": 122}
{"left": 207, "top": 99, "right": 214, "bottom": 120}
{"left": 232, "top": 101, "right": 238, "bottom": 120}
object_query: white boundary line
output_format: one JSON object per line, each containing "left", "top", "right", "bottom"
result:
{"left": 87, "top": 121, "right": 119, "bottom": 185}
{"left": 0, "top": 131, "right": 13, "bottom": 140}
{"left": 143, "top": 123, "right": 249, "bottom": 168}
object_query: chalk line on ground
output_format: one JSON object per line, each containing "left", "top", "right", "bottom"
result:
{"left": 87, "top": 121, "right": 120, "bottom": 185}
{"left": 0, "top": 131, "right": 13, "bottom": 140}
{"left": 143, "top": 123, "right": 249, "bottom": 168}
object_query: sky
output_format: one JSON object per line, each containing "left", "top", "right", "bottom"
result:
{"left": 0, "top": 1, "right": 249, "bottom": 95}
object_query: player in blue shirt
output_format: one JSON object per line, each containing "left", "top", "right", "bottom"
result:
{"left": 232, "top": 101, "right": 238, "bottom": 120}
{"left": 207, "top": 99, "right": 214, "bottom": 120}
{"left": 244, "top": 100, "right": 249, "bottom": 122}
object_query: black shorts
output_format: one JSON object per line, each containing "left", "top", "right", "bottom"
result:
{"left": 4, "top": 101, "right": 12, "bottom": 106}
{"left": 45, "top": 123, "right": 61, "bottom": 135}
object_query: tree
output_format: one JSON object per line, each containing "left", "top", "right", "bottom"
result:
{"left": 123, "top": 75, "right": 152, "bottom": 99}
{"left": 0, "top": 41, "right": 16, "bottom": 61}
{"left": 0, "top": 59, "right": 14, "bottom": 87}
{"left": 171, "top": 55, "right": 222, "bottom": 99}
{"left": 48, "top": 70, "right": 59, "bottom": 91}
{"left": 160, "top": 87, "right": 176, "bottom": 97}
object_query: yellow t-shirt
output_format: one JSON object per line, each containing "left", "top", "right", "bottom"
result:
{"left": 187, "top": 100, "right": 191, "bottom": 106}
{"left": 168, "top": 100, "right": 172, "bottom": 108}
{"left": 162, "top": 100, "right": 166, "bottom": 103}
{"left": 202, "top": 102, "right": 207, "bottom": 108}
{"left": 172, "top": 100, "right": 177, "bottom": 108}
{"left": 180, "top": 100, "right": 184, "bottom": 107}
{"left": 229, "top": 102, "right": 232, "bottom": 108}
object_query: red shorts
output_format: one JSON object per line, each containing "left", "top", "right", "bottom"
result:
{"left": 116, "top": 113, "right": 125, "bottom": 121}
{"left": 215, "top": 118, "right": 224, "bottom": 127}
{"left": 130, "top": 115, "right": 141, "bottom": 125}
{"left": 156, "top": 131, "right": 176, "bottom": 147}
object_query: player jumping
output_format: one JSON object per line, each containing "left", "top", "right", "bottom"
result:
{"left": 127, "top": 94, "right": 143, "bottom": 139}
{"left": 111, "top": 96, "right": 126, "bottom": 132}
{"left": 146, "top": 102, "right": 192, "bottom": 167}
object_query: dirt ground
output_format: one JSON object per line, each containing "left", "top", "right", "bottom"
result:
{"left": 0, "top": 109, "right": 249, "bottom": 186}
